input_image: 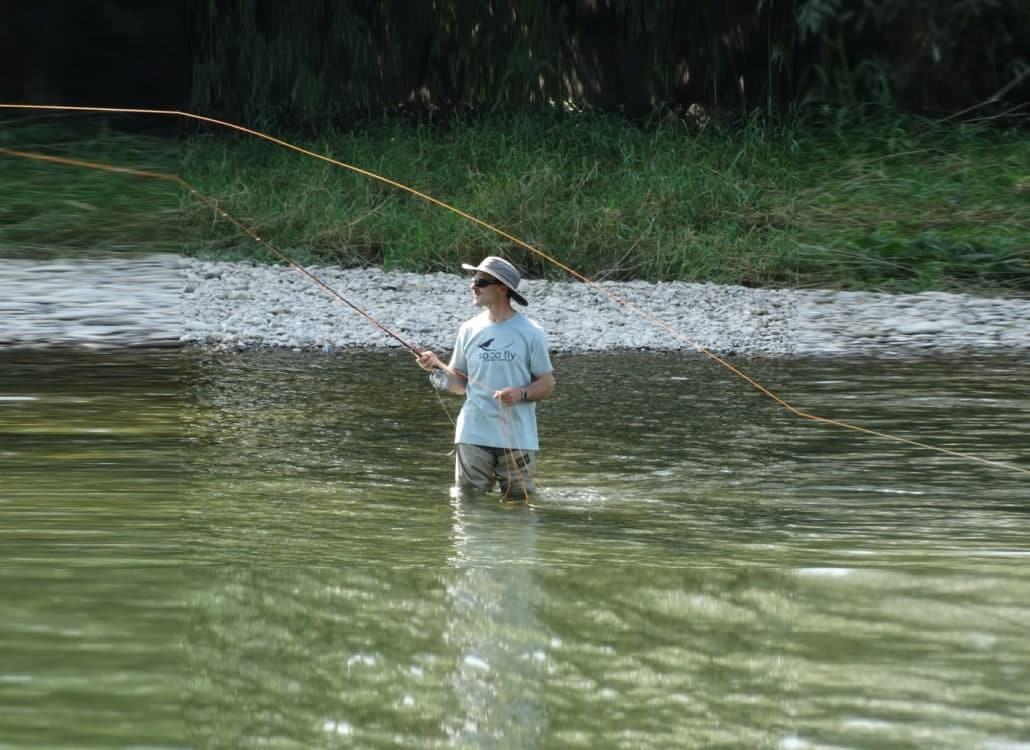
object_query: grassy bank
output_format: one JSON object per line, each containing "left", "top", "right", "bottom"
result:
{"left": 0, "top": 119, "right": 183, "bottom": 258}
{"left": 3, "top": 113, "right": 1028, "bottom": 293}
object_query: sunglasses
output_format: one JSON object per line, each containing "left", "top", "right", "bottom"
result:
{"left": 472, "top": 277, "right": 503, "bottom": 288}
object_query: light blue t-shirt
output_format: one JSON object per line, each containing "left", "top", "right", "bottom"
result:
{"left": 449, "top": 311, "right": 553, "bottom": 451}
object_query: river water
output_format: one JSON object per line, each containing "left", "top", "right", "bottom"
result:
{"left": 1, "top": 349, "right": 1027, "bottom": 749}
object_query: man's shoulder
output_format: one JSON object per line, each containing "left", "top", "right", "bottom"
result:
{"left": 514, "top": 312, "right": 548, "bottom": 337}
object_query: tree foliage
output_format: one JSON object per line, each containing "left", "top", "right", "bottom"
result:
{"left": 190, "top": 0, "right": 1030, "bottom": 126}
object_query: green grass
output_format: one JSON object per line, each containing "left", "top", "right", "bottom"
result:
{"left": 0, "top": 119, "right": 183, "bottom": 259}
{"left": 2, "top": 112, "right": 1028, "bottom": 293}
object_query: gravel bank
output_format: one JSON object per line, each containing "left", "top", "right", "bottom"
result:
{"left": 2, "top": 255, "right": 1028, "bottom": 356}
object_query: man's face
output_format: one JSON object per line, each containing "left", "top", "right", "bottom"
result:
{"left": 471, "top": 274, "right": 505, "bottom": 306}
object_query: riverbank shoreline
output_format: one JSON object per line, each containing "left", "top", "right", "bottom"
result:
{"left": 2, "top": 255, "right": 1028, "bottom": 356}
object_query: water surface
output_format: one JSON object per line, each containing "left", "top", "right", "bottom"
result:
{"left": 1, "top": 349, "right": 1027, "bottom": 749}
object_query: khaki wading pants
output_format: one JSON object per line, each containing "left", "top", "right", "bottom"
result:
{"left": 455, "top": 443, "right": 538, "bottom": 497}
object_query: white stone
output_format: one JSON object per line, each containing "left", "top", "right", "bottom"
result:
{"left": 1, "top": 255, "right": 1029, "bottom": 355}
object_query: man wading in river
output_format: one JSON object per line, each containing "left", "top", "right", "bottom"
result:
{"left": 417, "top": 256, "right": 555, "bottom": 499}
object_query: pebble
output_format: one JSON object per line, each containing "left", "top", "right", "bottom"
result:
{"left": 0, "top": 255, "right": 1027, "bottom": 357}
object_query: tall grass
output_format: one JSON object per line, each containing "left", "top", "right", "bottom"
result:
{"left": 0, "top": 118, "right": 182, "bottom": 259}
{"left": 3, "top": 112, "right": 1028, "bottom": 294}
{"left": 179, "top": 112, "right": 1029, "bottom": 293}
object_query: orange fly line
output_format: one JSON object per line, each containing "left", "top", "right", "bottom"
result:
{"left": 1, "top": 102, "right": 1026, "bottom": 477}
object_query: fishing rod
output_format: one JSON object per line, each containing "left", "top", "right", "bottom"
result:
{"left": 0, "top": 143, "right": 493, "bottom": 412}
{"left": 2, "top": 103, "right": 1027, "bottom": 477}
{"left": 2, "top": 145, "right": 533, "bottom": 500}
{"left": 0, "top": 146, "right": 422, "bottom": 356}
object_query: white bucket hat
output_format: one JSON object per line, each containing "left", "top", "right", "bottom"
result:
{"left": 461, "top": 256, "right": 528, "bottom": 306}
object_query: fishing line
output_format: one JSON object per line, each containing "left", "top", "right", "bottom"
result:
{"left": 497, "top": 406, "right": 534, "bottom": 505}
{"left": 2, "top": 103, "right": 1026, "bottom": 477}
{"left": 428, "top": 354, "right": 533, "bottom": 503}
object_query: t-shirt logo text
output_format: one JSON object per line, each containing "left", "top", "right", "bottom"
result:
{"left": 478, "top": 350, "right": 517, "bottom": 361}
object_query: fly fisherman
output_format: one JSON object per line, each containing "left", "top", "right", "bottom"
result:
{"left": 417, "top": 256, "right": 555, "bottom": 499}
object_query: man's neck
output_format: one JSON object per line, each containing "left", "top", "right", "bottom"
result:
{"left": 486, "top": 303, "right": 516, "bottom": 323}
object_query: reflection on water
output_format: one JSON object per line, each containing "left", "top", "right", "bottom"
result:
{"left": 1, "top": 349, "right": 1027, "bottom": 748}
{"left": 444, "top": 501, "right": 549, "bottom": 748}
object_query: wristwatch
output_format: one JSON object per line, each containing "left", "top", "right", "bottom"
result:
{"left": 521, "top": 388, "right": 529, "bottom": 402}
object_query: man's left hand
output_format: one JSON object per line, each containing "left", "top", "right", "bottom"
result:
{"left": 493, "top": 386, "right": 523, "bottom": 407}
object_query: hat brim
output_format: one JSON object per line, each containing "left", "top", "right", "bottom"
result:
{"left": 462, "top": 263, "right": 528, "bottom": 306}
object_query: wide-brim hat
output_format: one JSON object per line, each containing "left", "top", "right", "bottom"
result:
{"left": 461, "top": 256, "right": 528, "bottom": 306}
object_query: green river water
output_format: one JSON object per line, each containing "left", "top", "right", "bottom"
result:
{"left": 1, "top": 349, "right": 1027, "bottom": 749}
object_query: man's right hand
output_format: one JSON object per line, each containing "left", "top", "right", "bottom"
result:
{"left": 416, "top": 350, "right": 441, "bottom": 371}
